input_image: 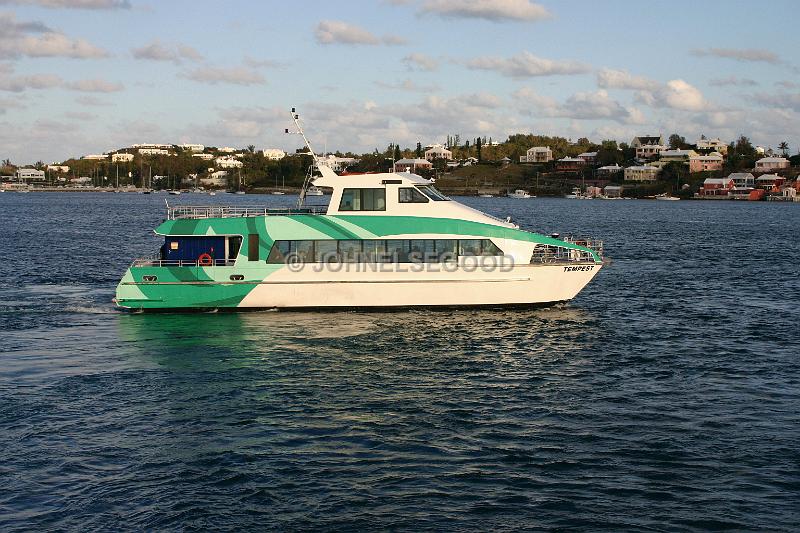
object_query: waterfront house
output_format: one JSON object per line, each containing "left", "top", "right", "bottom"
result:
{"left": 201, "top": 171, "right": 228, "bottom": 187}
{"left": 624, "top": 165, "right": 660, "bottom": 182}
{"left": 727, "top": 172, "right": 755, "bottom": 187}
{"left": 424, "top": 144, "right": 453, "bottom": 161}
{"left": 16, "top": 168, "right": 45, "bottom": 181}
{"left": 577, "top": 152, "right": 597, "bottom": 165}
{"left": 728, "top": 186, "right": 754, "bottom": 200}
{"left": 755, "top": 156, "right": 789, "bottom": 171}
{"left": 520, "top": 146, "right": 553, "bottom": 163}
{"left": 586, "top": 186, "right": 603, "bottom": 197}
{"left": 555, "top": 157, "right": 586, "bottom": 172}
{"left": 697, "top": 177, "right": 734, "bottom": 197}
{"left": 395, "top": 158, "right": 433, "bottom": 172}
{"left": 604, "top": 185, "right": 623, "bottom": 198}
{"left": 689, "top": 152, "right": 724, "bottom": 173}
{"left": 755, "top": 174, "right": 785, "bottom": 190}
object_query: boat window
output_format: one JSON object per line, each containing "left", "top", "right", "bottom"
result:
{"left": 315, "top": 240, "right": 339, "bottom": 263}
{"left": 339, "top": 188, "right": 386, "bottom": 211}
{"left": 459, "top": 239, "right": 482, "bottom": 256}
{"left": 481, "top": 239, "right": 503, "bottom": 256}
{"left": 363, "top": 239, "right": 388, "bottom": 262}
{"left": 294, "top": 240, "right": 314, "bottom": 262}
{"left": 339, "top": 240, "right": 362, "bottom": 263}
{"left": 416, "top": 185, "right": 450, "bottom": 201}
{"left": 399, "top": 187, "right": 429, "bottom": 203}
{"left": 386, "top": 239, "right": 410, "bottom": 262}
{"left": 265, "top": 238, "right": 503, "bottom": 264}
{"left": 435, "top": 239, "right": 458, "bottom": 261}
{"left": 248, "top": 234, "right": 260, "bottom": 261}
{"left": 266, "top": 240, "right": 291, "bottom": 263}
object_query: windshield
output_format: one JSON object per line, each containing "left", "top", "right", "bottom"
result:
{"left": 417, "top": 185, "right": 450, "bottom": 201}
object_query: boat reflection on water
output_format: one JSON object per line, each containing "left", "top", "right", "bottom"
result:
{"left": 115, "top": 305, "right": 600, "bottom": 374}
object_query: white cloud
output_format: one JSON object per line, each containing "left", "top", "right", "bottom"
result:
{"left": 644, "top": 79, "right": 706, "bottom": 111}
{"left": 708, "top": 75, "right": 758, "bottom": 87}
{"left": 75, "top": 95, "right": 113, "bottom": 106}
{"left": 597, "top": 68, "right": 659, "bottom": 90}
{"left": 375, "top": 78, "right": 439, "bottom": 93}
{"left": 0, "top": 12, "right": 108, "bottom": 59}
{"left": 0, "top": 72, "right": 61, "bottom": 92}
{"left": 314, "top": 20, "right": 406, "bottom": 46}
{"left": 65, "top": 78, "right": 124, "bottom": 92}
{"left": 748, "top": 91, "right": 800, "bottom": 113}
{"left": 514, "top": 87, "right": 645, "bottom": 124}
{"left": 420, "top": 0, "right": 551, "bottom": 22}
{"left": 182, "top": 66, "right": 265, "bottom": 86}
{"left": 0, "top": 0, "right": 130, "bottom": 8}
{"left": 131, "top": 40, "right": 203, "bottom": 64}
{"left": 402, "top": 52, "right": 439, "bottom": 71}
{"left": 467, "top": 51, "right": 590, "bottom": 78}
{"left": 690, "top": 47, "right": 781, "bottom": 65}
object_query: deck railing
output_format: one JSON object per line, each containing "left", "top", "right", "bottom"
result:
{"left": 132, "top": 258, "right": 236, "bottom": 268}
{"left": 530, "top": 238, "right": 603, "bottom": 264}
{"left": 167, "top": 205, "right": 327, "bottom": 220}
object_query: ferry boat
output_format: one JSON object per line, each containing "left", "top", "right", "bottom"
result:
{"left": 114, "top": 111, "right": 605, "bottom": 311}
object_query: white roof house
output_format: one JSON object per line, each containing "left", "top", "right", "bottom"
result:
{"left": 111, "top": 153, "right": 134, "bottom": 162}
{"left": 201, "top": 170, "right": 229, "bottom": 187}
{"left": 520, "top": 146, "right": 553, "bottom": 163}
{"left": 192, "top": 153, "right": 214, "bottom": 160}
{"left": 727, "top": 172, "right": 755, "bottom": 187}
{"left": 47, "top": 165, "right": 70, "bottom": 173}
{"left": 82, "top": 154, "right": 108, "bottom": 160}
{"left": 138, "top": 148, "right": 171, "bottom": 156}
{"left": 597, "top": 164, "right": 623, "bottom": 174}
{"left": 424, "top": 144, "right": 453, "bottom": 161}
{"left": 179, "top": 143, "right": 204, "bottom": 152}
{"left": 262, "top": 148, "right": 286, "bottom": 161}
{"left": 16, "top": 168, "right": 46, "bottom": 181}
{"left": 216, "top": 157, "right": 243, "bottom": 169}
{"left": 395, "top": 158, "right": 432, "bottom": 172}
{"left": 755, "top": 157, "right": 789, "bottom": 171}
{"left": 317, "top": 154, "right": 360, "bottom": 172}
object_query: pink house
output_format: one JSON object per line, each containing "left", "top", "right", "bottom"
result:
{"left": 689, "top": 153, "right": 724, "bottom": 173}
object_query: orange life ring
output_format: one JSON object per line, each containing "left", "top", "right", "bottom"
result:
{"left": 198, "top": 253, "right": 213, "bottom": 266}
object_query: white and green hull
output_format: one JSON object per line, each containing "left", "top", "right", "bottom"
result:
{"left": 115, "top": 214, "right": 604, "bottom": 311}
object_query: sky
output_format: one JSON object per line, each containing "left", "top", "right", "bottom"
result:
{"left": 1, "top": 0, "right": 799, "bottom": 164}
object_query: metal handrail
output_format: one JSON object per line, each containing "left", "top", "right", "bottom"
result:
{"left": 167, "top": 205, "right": 327, "bottom": 220}
{"left": 132, "top": 258, "right": 236, "bottom": 267}
{"left": 531, "top": 238, "right": 603, "bottom": 264}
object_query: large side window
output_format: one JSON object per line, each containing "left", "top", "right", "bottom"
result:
{"left": 266, "top": 240, "right": 290, "bottom": 263}
{"left": 399, "top": 187, "right": 429, "bottom": 203}
{"left": 339, "top": 189, "right": 386, "bottom": 211}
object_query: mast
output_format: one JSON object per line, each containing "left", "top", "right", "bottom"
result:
{"left": 285, "top": 107, "right": 337, "bottom": 207}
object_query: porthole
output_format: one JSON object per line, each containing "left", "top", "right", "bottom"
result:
{"left": 229, "top": 274, "right": 244, "bottom": 281}
{"left": 142, "top": 275, "right": 157, "bottom": 282}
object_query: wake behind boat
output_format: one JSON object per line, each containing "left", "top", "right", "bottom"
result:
{"left": 114, "top": 110, "right": 606, "bottom": 311}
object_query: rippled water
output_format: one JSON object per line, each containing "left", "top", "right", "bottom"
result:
{"left": 1, "top": 193, "right": 798, "bottom": 531}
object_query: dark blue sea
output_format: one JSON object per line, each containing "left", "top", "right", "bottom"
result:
{"left": 1, "top": 192, "right": 798, "bottom": 531}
